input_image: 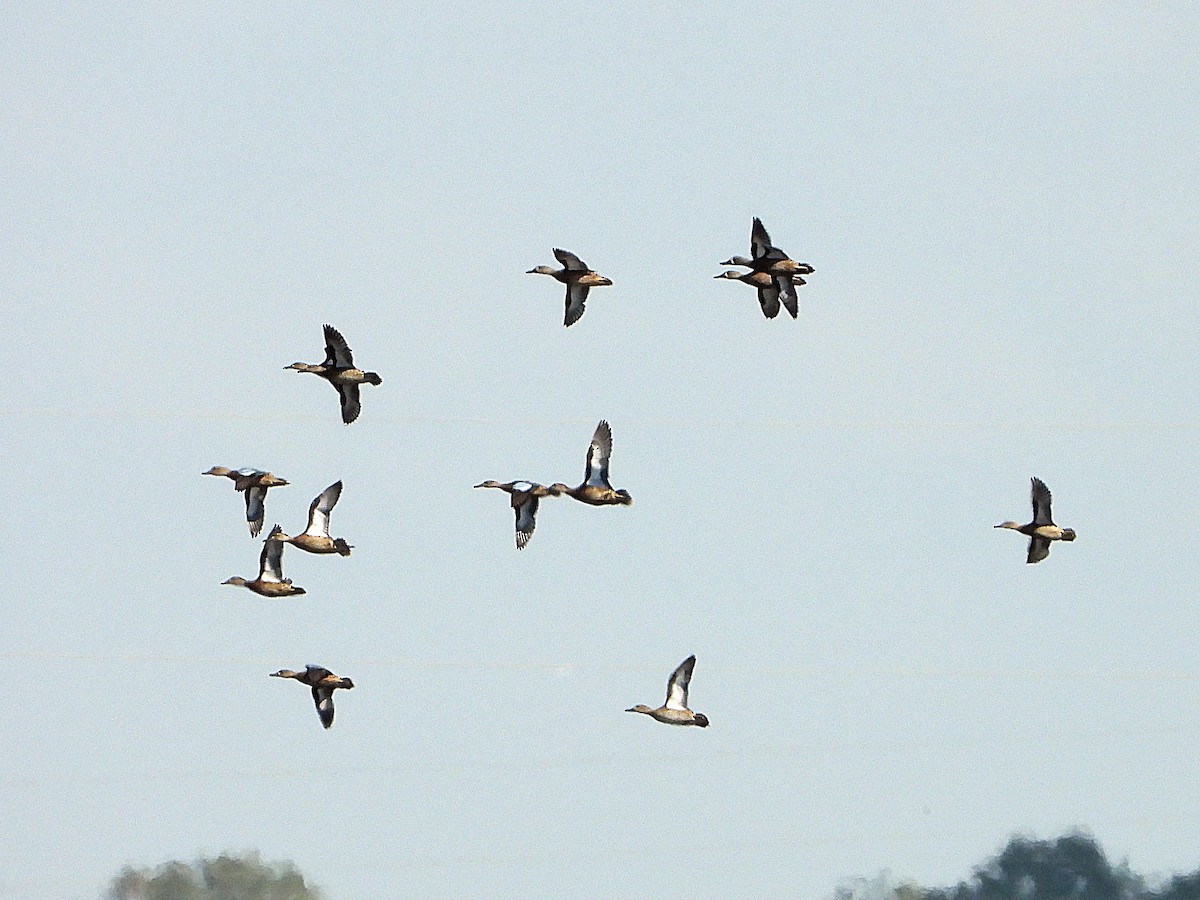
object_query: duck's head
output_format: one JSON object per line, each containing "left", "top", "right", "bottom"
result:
{"left": 548, "top": 483, "right": 573, "bottom": 495}
{"left": 203, "top": 466, "right": 233, "bottom": 477}
{"left": 713, "top": 270, "right": 744, "bottom": 281}
{"left": 994, "top": 521, "right": 1022, "bottom": 530}
{"left": 1061, "top": 528, "right": 1077, "bottom": 541}
{"left": 692, "top": 713, "right": 710, "bottom": 727}
{"left": 474, "top": 480, "right": 503, "bottom": 489}
{"left": 270, "top": 669, "right": 300, "bottom": 679}
{"left": 268, "top": 530, "right": 294, "bottom": 543}
{"left": 625, "top": 704, "right": 654, "bottom": 715}
{"left": 527, "top": 265, "right": 557, "bottom": 276}
{"left": 720, "top": 256, "right": 752, "bottom": 267}
{"left": 222, "top": 576, "right": 248, "bottom": 587}
{"left": 285, "top": 362, "right": 323, "bottom": 373}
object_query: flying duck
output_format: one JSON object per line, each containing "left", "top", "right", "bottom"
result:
{"left": 626, "top": 655, "right": 709, "bottom": 727}
{"left": 286, "top": 324, "right": 382, "bottom": 424}
{"left": 473, "top": 480, "right": 563, "bottom": 549}
{"left": 720, "top": 217, "right": 814, "bottom": 318}
{"left": 550, "top": 419, "right": 632, "bottom": 506}
{"left": 270, "top": 665, "right": 354, "bottom": 729}
{"left": 995, "top": 477, "right": 1077, "bottom": 564}
{"left": 202, "top": 466, "right": 289, "bottom": 538}
{"left": 270, "top": 480, "right": 353, "bottom": 556}
{"left": 222, "top": 525, "right": 306, "bottom": 597}
{"left": 527, "top": 248, "right": 613, "bottom": 327}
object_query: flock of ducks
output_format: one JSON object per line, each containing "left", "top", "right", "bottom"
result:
{"left": 203, "top": 218, "right": 1076, "bottom": 730}
{"left": 528, "top": 217, "right": 816, "bottom": 325}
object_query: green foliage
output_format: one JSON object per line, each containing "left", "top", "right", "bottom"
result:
{"left": 834, "top": 833, "right": 1200, "bottom": 900}
{"left": 105, "top": 851, "right": 321, "bottom": 900}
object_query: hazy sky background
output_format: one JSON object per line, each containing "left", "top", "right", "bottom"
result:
{"left": 3, "top": 4, "right": 1198, "bottom": 898}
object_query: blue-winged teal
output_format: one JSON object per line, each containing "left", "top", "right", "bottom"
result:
{"left": 271, "top": 481, "right": 352, "bottom": 556}
{"left": 203, "top": 467, "right": 289, "bottom": 538}
{"left": 222, "top": 525, "right": 306, "bottom": 597}
{"left": 270, "top": 665, "right": 354, "bottom": 729}
{"left": 626, "top": 655, "right": 709, "bottom": 727}
{"left": 527, "top": 248, "right": 613, "bottom": 327}
{"left": 995, "top": 477, "right": 1077, "bottom": 564}
{"left": 286, "top": 325, "right": 382, "bottom": 424}
{"left": 474, "top": 480, "right": 564, "bottom": 549}
{"left": 551, "top": 420, "right": 632, "bottom": 506}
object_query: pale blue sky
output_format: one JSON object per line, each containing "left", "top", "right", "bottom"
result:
{"left": 2, "top": 4, "right": 1199, "bottom": 898}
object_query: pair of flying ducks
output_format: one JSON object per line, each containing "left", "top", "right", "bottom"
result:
{"left": 209, "top": 479, "right": 353, "bottom": 597}
{"left": 272, "top": 654, "right": 707, "bottom": 731}
{"left": 475, "top": 419, "right": 632, "bottom": 549}
{"left": 528, "top": 217, "right": 815, "bottom": 326}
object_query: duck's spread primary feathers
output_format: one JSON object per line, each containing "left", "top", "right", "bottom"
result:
{"left": 271, "top": 480, "right": 353, "bottom": 556}
{"left": 270, "top": 665, "right": 354, "bottom": 729}
{"left": 550, "top": 419, "right": 633, "bottom": 507}
{"left": 286, "top": 324, "right": 382, "bottom": 424}
{"left": 527, "top": 248, "right": 613, "bottom": 327}
{"left": 222, "top": 525, "right": 306, "bottom": 596}
{"left": 626, "top": 655, "right": 709, "bottom": 727}
{"left": 474, "top": 480, "right": 564, "bottom": 549}
{"left": 995, "top": 477, "right": 1077, "bottom": 564}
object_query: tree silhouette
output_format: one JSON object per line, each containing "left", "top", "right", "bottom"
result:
{"left": 105, "top": 851, "right": 321, "bottom": 900}
{"left": 924, "top": 833, "right": 1138, "bottom": 900}
{"left": 833, "top": 832, "right": 1200, "bottom": 900}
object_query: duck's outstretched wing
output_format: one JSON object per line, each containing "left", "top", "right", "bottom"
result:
{"left": 565, "top": 283, "right": 589, "bottom": 327}
{"left": 756, "top": 283, "right": 781, "bottom": 319}
{"left": 665, "top": 655, "right": 697, "bottom": 710}
{"left": 245, "top": 486, "right": 266, "bottom": 537}
{"left": 553, "top": 248, "right": 587, "bottom": 271}
{"left": 513, "top": 493, "right": 540, "bottom": 550}
{"left": 584, "top": 420, "right": 614, "bottom": 487}
{"left": 1027, "top": 536, "right": 1051, "bottom": 565}
{"left": 336, "top": 383, "right": 361, "bottom": 424}
{"left": 311, "top": 685, "right": 336, "bottom": 728}
{"left": 259, "top": 526, "right": 286, "bottom": 582}
{"left": 750, "top": 218, "right": 773, "bottom": 260}
{"left": 305, "top": 481, "right": 343, "bottom": 537}
{"left": 1030, "top": 477, "right": 1054, "bottom": 525}
{"left": 776, "top": 276, "right": 799, "bottom": 319}
{"left": 322, "top": 324, "right": 355, "bottom": 368}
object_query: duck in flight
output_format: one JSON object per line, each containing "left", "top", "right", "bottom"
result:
{"left": 222, "top": 525, "right": 306, "bottom": 596}
{"left": 714, "top": 269, "right": 807, "bottom": 320}
{"left": 473, "top": 480, "right": 564, "bottom": 550}
{"left": 270, "top": 665, "right": 354, "bottom": 729}
{"left": 550, "top": 419, "right": 632, "bottom": 506}
{"left": 719, "top": 217, "right": 814, "bottom": 318}
{"left": 286, "top": 324, "right": 382, "bottom": 424}
{"left": 995, "top": 477, "right": 1077, "bottom": 564}
{"left": 202, "top": 466, "right": 289, "bottom": 538}
{"left": 527, "top": 248, "right": 613, "bottom": 327}
{"left": 270, "top": 481, "right": 353, "bottom": 556}
{"left": 626, "top": 655, "right": 709, "bottom": 727}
